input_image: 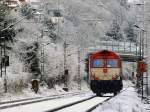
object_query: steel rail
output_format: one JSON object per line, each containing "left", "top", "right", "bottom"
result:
{"left": 0, "top": 96, "right": 42, "bottom": 105}
{"left": 0, "top": 91, "right": 89, "bottom": 110}
{"left": 86, "top": 97, "right": 112, "bottom": 112}
{"left": 86, "top": 86, "right": 134, "bottom": 112}
{"left": 45, "top": 95, "right": 96, "bottom": 112}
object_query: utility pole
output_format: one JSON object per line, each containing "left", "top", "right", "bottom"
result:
{"left": 136, "top": 0, "right": 148, "bottom": 99}
{"left": 40, "top": 30, "right": 49, "bottom": 82}
{"left": 0, "top": 21, "right": 9, "bottom": 93}
{"left": 40, "top": 30, "right": 44, "bottom": 82}
{"left": 141, "top": 0, "right": 149, "bottom": 99}
{"left": 78, "top": 48, "right": 81, "bottom": 90}
{"left": 0, "top": 37, "right": 8, "bottom": 93}
{"left": 64, "top": 41, "right": 67, "bottom": 72}
{"left": 57, "top": 0, "right": 60, "bottom": 37}
{"left": 143, "top": 0, "right": 150, "bottom": 98}
{"left": 40, "top": 42, "right": 44, "bottom": 82}
{"left": 0, "top": 38, "right": 2, "bottom": 77}
{"left": 133, "top": 0, "right": 149, "bottom": 99}
{"left": 3, "top": 37, "right": 7, "bottom": 93}
{"left": 63, "top": 40, "right": 69, "bottom": 91}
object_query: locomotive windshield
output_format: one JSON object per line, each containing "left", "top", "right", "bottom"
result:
{"left": 107, "top": 59, "right": 118, "bottom": 68}
{"left": 93, "top": 59, "right": 104, "bottom": 68}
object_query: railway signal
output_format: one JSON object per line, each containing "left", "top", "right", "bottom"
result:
{"left": 138, "top": 61, "right": 147, "bottom": 73}
{"left": 1, "top": 56, "right": 9, "bottom": 67}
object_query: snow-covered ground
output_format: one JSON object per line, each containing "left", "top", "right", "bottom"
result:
{"left": 94, "top": 81, "right": 150, "bottom": 112}
{"left": 0, "top": 81, "right": 90, "bottom": 102}
{"left": 0, "top": 91, "right": 94, "bottom": 112}
{"left": 0, "top": 85, "right": 64, "bottom": 102}
{"left": 0, "top": 80, "right": 149, "bottom": 112}
{"left": 0, "top": 81, "right": 150, "bottom": 112}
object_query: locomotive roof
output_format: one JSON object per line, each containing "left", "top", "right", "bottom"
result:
{"left": 90, "top": 50, "right": 120, "bottom": 59}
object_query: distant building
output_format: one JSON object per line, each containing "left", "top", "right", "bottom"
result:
{"left": 120, "top": 0, "right": 127, "bottom": 5}
{"left": 5, "top": 0, "right": 18, "bottom": 9}
{"left": 30, "top": 1, "right": 42, "bottom": 11}
{"left": 46, "top": 9, "right": 64, "bottom": 24}
{"left": 44, "top": 2, "right": 64, "bottom": 24}
{"left": 18, "top": 0, "right": 28, "bottom": 6}
{"left": 119, "top": 0, "right": 130, "bottom": 8}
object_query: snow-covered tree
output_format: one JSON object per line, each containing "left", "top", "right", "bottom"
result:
{"left": 44, "top": 20, "right": 59, "bottom": 43}
{"left": 0, "top": 1, "right": 16, "bottom": 42}
{"left": 19, "top": 0, "right": 33, "bottom": 18}
{"left": 105, "top": 20, "right": 123, "bottom": 41}
{"left": 124, "top": 22, "right": 137, "bottom": 42}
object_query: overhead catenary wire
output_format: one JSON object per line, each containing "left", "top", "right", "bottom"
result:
{"left": 95, "top": 0, "right": 136, "bottom": 25}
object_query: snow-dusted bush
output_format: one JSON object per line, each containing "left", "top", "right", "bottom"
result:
{"left": 0, "top": 78, "right": 4, "bottom": 94}
{"left": 4, "top": 71, "right": 31, "bottom": 93}
{"left": 13, "top": 41, "right": 40, "bottom": 78}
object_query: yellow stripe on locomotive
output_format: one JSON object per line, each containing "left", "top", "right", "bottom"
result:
{"left": 91, "top": 68, "right": 121, "bottom": 80}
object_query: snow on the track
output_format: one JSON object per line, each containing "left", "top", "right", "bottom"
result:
{"left": 0, "top": 92, "right": 94, "bottom": 112}
{"left": 56, "top": 97, "right": 109, "bottom": 112}
{"left": 93, "top": 87, "right": 146, "bottom": 112}
{"left": 0, "top": 85, "right": 66, "bottom": 102}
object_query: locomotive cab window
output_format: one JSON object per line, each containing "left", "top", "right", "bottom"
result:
{"left": 107, "top": 59, "right": 118, "bottom": 68}
{"left": 93, "top": 59, "right": 104, "bottom": 68}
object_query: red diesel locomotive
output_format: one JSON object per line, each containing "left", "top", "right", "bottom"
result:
{"left": 88, "top": 50, "right": 123, "bottom": 96}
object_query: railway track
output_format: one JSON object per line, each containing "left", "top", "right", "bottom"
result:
{"left": 86, "top": 86, "right": 134, "bottom": 112}
{"left": 46, "top": 95, "right": 97, "bottom": 112}
{"left": 0, "top": 97, "right": 42, "bottom": 105}
{"left": 0, "top": 86, "right": 132, "bottom": 112}
{"left": 45, "top": 93, "right": 115, "bottom": 112}
{"left": 46, "top": 96, "right": 111, "bottom": 112}
{"left": 86, "top": 97, "right": 112, "bottom": 112}
{"left": 45, "top": 86, "right": 132, "bottom": 112}
{"left": 0, "top": 91, "right": 90, "bottom": 110}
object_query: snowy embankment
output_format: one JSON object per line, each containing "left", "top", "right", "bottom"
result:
{"left": 0, "top": 81, "right": 89, "bottom": 102}
{"left": 0, "top": 84, "right": 65, "bottom": 102}
{"left": 93, "top": 81, "right": 148, "bottom": 112}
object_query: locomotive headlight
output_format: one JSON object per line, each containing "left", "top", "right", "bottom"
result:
{"left": 91, "top": 73, "right": 95, "bottom": 79}
{"left": 91, "top": 73, "right": 99, "bottom": 80}
{"left": 103, "top": 68, "right": 107, "bottom": 73}
{"left": 112, "top": 74, "right": 119, "bottom": 80}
